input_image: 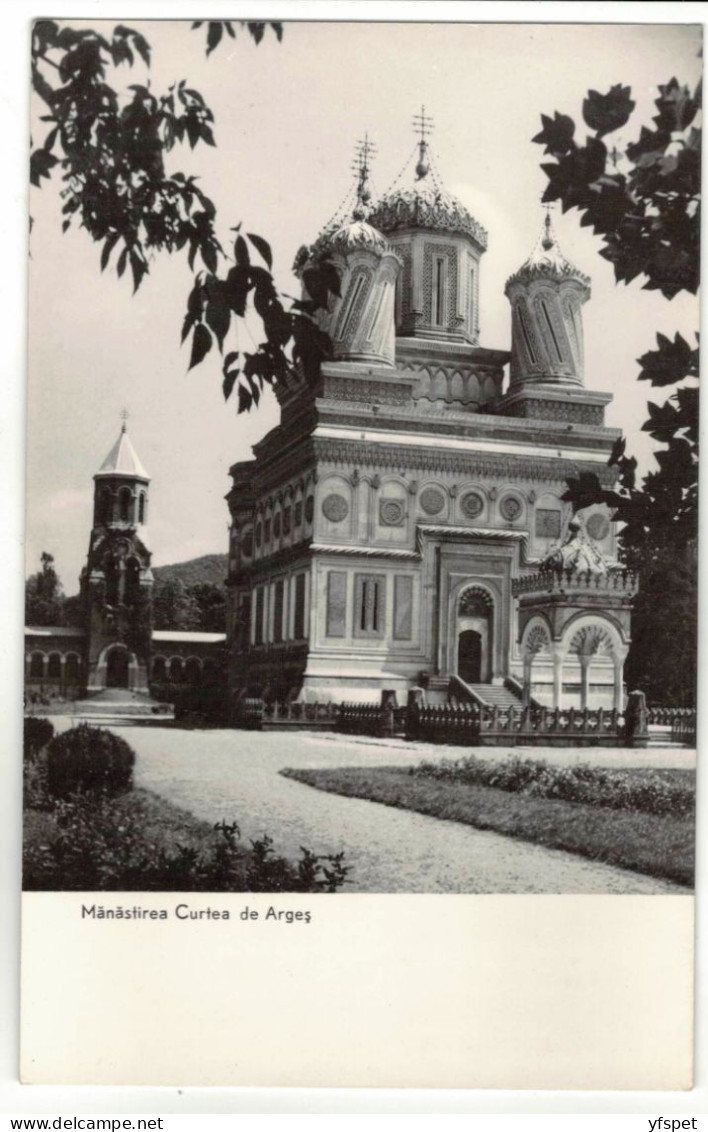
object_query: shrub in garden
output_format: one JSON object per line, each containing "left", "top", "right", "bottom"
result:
{"left": 45, "top": 723, "right": 135, "bottom": 800}
{"left": 410, "top": 755, "right": 693, "bottom": 817}
{"left": 23, "top": 798, "right": 351, "bottom": 892}
{"left": 24, "top": 717, "right": 54, "bottom": 761}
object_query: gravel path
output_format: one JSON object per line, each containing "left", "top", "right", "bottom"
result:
{"left": 63, "top": 721, "right": 687, "bottom": 896}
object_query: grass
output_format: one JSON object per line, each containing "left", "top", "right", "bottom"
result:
{"left": 281, "top": 766, "right": 695, "bottom": 888}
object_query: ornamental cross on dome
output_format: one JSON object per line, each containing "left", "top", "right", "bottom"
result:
{"left": 352, "top": 133, "right": 376, "bottom": 219}
{"left": 413, "top": 105, "right": 434, "bottom": 180}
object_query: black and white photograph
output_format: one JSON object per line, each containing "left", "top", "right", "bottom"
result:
{"left": 15, "top": 10, "right": 700, "bottom": 1092}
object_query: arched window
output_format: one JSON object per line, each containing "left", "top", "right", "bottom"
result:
{"left": 47, "top": 653, "right": 62, "bottom": 679}
{"left": 138, "top": 492, "right": 146, "bottom": 524}
{"left": 98, "top": 489, "right": 112, "bottom": 525}
{"left": 169, "top": 657, "right": 184, "bottom": 683}
{"left": 185, "top": 657, "right": 202, "bottom": 685}
{"left": 152, "top": 656, "right": 167, "bottom": 681}
{"left": 125, "top": 557, "right": 141, "bottom": 603}
{"left": 119, "top": 487, "right": 132, "bottom": 523}
{"left": 29, "top": 653, "right": 44, "bottom": 679}
{"left": 65, "top": 654, "right": 80, "bottom": 682}
{"left": 105, "top": 558, "right": 119, "bottom": 606}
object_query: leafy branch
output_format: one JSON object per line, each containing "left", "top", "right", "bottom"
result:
{"left": 30, "top": 19, "right": 337, "bottom": 411}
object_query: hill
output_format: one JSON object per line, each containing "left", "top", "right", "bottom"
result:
{"left": 152, "top": 553, "right": 228, "bottom": 589}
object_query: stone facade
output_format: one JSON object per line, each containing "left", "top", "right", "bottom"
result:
{"left": 225, "top": 151, "right": 634, "bottom": 711}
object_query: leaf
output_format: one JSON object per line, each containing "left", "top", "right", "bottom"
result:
{"left": 246, "top": 232, "right": 273, "bottom": 269}
{"left": 201, "top": 240, "right": 218, "bottom": 274}
{"left": 116, "top": 247, "right": 128, "bottom": 278}
{"left": 100, "top": 232, "right": 120, "bottom": 271}
{"left": 206, "top": 22, "right": 223, "bottom": 56}
{"left": 532, "top": 111, "right": 576, "bottom": 155}
{"left": 237, "top": 385, "right": 252, "bottom": 413}
{"left": 205, "top": 290, "right": 231, "bottom": 349}
{"left": 637, "top": 332, "right": 697, "bottom": 387}
{"left": 188, "top": 323, "right": 212, "bottom": 370}
{"left": 222, "top": 363, "right": 240, "bottom": 402}
{"left": 234, "top": 235, "right": 250, "bottom": 266}
{"left": 582, "top": 84, "right": 636, "bottom": 138}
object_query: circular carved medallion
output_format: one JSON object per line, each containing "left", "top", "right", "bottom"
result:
{"left": 500, "top": 496, "right": 522, "bottom": 521}
{"left": 460, "top": 491, "right": 484, "bottom": 519}
{"left": 322, "top": 493, "right": 349, "bottom": 522}
{"left": 305, "top": 496, "right": 314, "bottom": 524}
{"left": 586, "top": 513, "right": 609, "bottom": 541}
{"left": 379, "top": 499, "right": 405, "bottom": 526}
{"left": 420, "top": 487, "right": 445, "bottom": 516}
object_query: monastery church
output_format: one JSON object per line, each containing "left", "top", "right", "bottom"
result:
{"left": 26, "top": 119, "right": 637, "bottom": 716}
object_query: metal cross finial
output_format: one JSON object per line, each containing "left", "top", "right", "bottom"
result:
{"left": 413, "top": 105, "right": 434, "bottom": 144}
{"left": 413, "top": 105, "right": 434, "bottom": 181}
{"left": 120, "top": 408, "right": 129, "bottom": 432}
{"left": 352, "top": 133, "right": 376, "bottom": 218}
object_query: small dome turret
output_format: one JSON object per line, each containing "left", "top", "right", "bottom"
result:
{"left": 367, "top": 108, "right": 487, "bottom": 345}
{"left": 505, "top": 213, "right": 591, "bottom": 389}
{"left": 294, "top": 135, "right": 401, "bottom": 368}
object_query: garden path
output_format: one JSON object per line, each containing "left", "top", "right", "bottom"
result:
{"left": 51, "top": 721, "right": 687, "bottom": 895}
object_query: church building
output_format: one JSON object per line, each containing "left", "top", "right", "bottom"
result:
{"left": 224, "top": 123, "right": 637, "bottom": 712}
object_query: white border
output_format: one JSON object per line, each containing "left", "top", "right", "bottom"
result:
{"left": 2, "top": 0, "right": 706, "bottom": 1118}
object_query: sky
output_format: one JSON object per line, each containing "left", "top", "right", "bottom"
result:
{"left": 25, "top": 18, "right": 702, "bottom": 591}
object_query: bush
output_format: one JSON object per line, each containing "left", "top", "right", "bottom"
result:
{"left": 410, "top": 756, "right": 694, "bottom": 818}
{"left": 24, "top": 717, "right": 54, "bottom": 761}
{"left": 45, "top": 723, "right": 135, "bottom": 800}
{"left": 23, "top": 794, "right": 350, "bottom": 892}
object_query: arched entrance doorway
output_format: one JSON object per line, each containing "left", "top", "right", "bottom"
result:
{"left": 456, "top": 586, "right": 494, "bottom": 684}
{"left": 106, "top": 646, "right": 130, "bottom": 688}
{"left": 458, "top": 629, "right": 483, "bottom": 683}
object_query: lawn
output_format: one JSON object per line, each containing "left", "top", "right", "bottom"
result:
{"left": 281, "top": 765, "right": 695, "bottom": 887}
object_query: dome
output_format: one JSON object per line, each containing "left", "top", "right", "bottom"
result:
{"left": 310, "top": 217, "right": 394, "bottom": 262}
{"left": 506, "top": 214, "right": 590, "bottom": 293}
{"left": 369, "top": 182, "right": 488, "bottom": 249}
{"left": 541, "top": 520, "right": 608, "bottom": 576}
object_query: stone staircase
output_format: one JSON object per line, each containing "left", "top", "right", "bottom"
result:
{"left": 462, "top": 683, "right": 525, "bottom": 710}
{"left": 423, "top": 676, "right": 526, "bottom": 710}
{"left": 70, "top": 688, "right": 174, "bottom": 722}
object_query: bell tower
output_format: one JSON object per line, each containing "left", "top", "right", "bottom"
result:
{"left": 82, "top": 415, "right": 153, "bottom": 693}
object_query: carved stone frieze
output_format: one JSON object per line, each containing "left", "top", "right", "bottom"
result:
{"left": 313, "top": 436, "right": 619, "bottom": 486}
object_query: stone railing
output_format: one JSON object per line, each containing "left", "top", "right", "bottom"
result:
{"left": 406, "top": 702, "right": 635, "bottom": 748}
{"left": 338, "top": 702, "right": 406, "bottom": 738}
{"left": 233, "top": 698, "right": 339, "bottom": 730}
{"left": 513, "top": 567, "right": 638, "bottom": 598}
{"left": 232, "top": 694, "right": 649, "bottom": 747}
{"left": 648, "top": 706, "right": 697, "bottom": 746}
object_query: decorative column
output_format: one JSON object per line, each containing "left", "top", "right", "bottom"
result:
{"left": 613, "top": 658, "right": 624, "bottom": 712}
{"left": 579, "top": 654, "right": 590, "bottom": 711}
{"left": 552, "top": 649, "right": 564, "bottom": 710}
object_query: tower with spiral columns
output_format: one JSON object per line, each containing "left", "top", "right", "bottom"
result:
{"left": 498, "top": 213, "right": 612, "bottom": 425}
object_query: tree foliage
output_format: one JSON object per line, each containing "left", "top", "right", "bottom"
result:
{"left": 30, "top": 19, "right": 338, "bottom": 413}
{"left": 535, "top": 73, "right": 700, "bottom": 704}
{"left": 25, "top": 552, "right": 65, "bottom": 626}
